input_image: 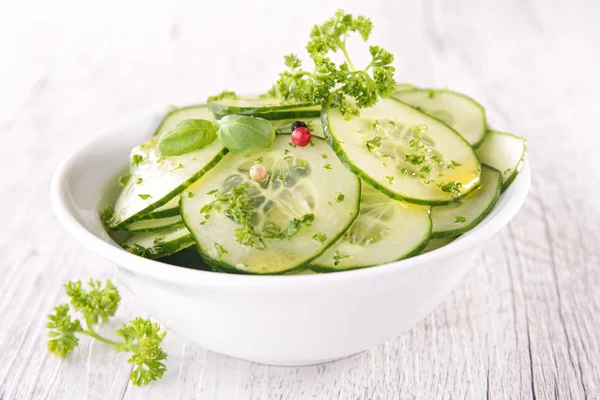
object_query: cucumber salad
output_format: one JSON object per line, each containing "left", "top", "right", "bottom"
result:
{"left": 101, "top": 10, "right": 526, "bottom": 274}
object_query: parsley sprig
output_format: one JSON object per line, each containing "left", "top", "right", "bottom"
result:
{"left": 274, "top": 10, "right": 396, "bottom": 116}
{"left": 46, "top": 279, "right": 167, "bottom": 387}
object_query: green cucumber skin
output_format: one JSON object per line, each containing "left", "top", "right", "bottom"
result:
{"left": 213, "top": 107, "right": 321, "bottom": 121}
{"left": 496, "top": 131, "right": 527, "bottom": 192}
{"left": 123, "top": 235, "right": 195, "bottom": 259}
{"left": 124, "top": 221, "right": 184, "bottom": 234}
{"left": 180, "top": 148, "right": 362, "bottom": 275}
{"left": 392, "top": 88, "right": 488, "bottom": 148}
{"left": 431, "top": 165, "right": 502, "bottom": 239}
{"left": 208, "top": 98, "right": 315, "bottom": 117}
{"left": 309, "top": 214, "right": 432, "bottom": 273}
{"left": 136, "top": 207, "right": 180, "bottom": 220}
{"left": 110, "top": 147, "right": 229, "bottom": 230}
{"left": 321, "top": 99, "right": 479, "bottom": 206}
{"left": 153, "top": 104, "right": 211, "bottom": 137}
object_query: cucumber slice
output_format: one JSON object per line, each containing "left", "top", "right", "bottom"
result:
{"left": 208, "top": 95, "right": 320, "bottom": 120}
{"left": 270, "top": 118, "right": 325, "bottom": 138}
{"left": 124, "top": 215, "right": 183, "bottom": 233}
{"left": 475, "top": 130, "right": 527, "bottom": 191}
{"left": 154, "top": 104, "right": 215, "bottom": 137}
{"left": 181, "top": 135, "right": 361, "bottom": 274}
{"left": 392, "top": 89, "right": 487, "bottom": 147}
{"left": 431, "top": 165, "right": 502, "bottom": 238}
{"left": 137, "top": 196, "right": 180, "bottom": 220}
{"left": 122, "top": 225, "right": 194, "bottom": 259}
{"left": 394, "top": 83, "right": 418, "bottom": 92}
{"left": 110, "top": 137, "right": 227, "bottom": 229}
{"left": 311, "top": 182, "right": 431, "bottom": 271}
{"left": 419, "top": 237, "right": 454, "bottom": 254}
{"left": 323, "top": 98, "right": 481, "bottom": 206}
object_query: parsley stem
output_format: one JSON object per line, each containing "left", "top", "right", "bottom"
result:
{"left": 336, "top": 39, "right": 356, "bottom": 71}
{"left": 79, "top": 329, "right": 121, "bottom": 346}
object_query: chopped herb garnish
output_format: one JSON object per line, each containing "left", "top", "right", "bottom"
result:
{"left": 153, "top": 236, "right": 166, "bottom": 245}
{"left": 323, "top": 164, "right": 332, "bottom": 169}
{"left": 207, "top": 90, "right": 238, "bottom": 102}
{"left": 321, "top": 153, "right": 328, "bottom": 159}
{"left": 289, "top": 142, "right": 297, "bottom": 148}
{"left": 131, "top": 154, "right": 143, "bottom": 166}
{"left": 431, "top": 155, "right": 442, "bottom": 164}
{"left": 118, "top": 174, "right": 131, "bottom": 187}
{"left": 284, "top": 149, "right": 290, "bottom": 155}
{"left": 214, "top": 242, "right": 228, "bottom": 257}
{"left": 438, "top": 181, "right": 462, "bottom": 198}
{"left": 207, "top": 189, "right": 219, "bottom": 195}
{"left": 455, "top": 216, "right": 467, "bottom": 223}
{"left": 312, "top": 232, "right": 328, "bottom": 244}
{"left": 171, "top": 163, "right": 184, "bottom": 171}
{"left": 310, "top": 140, "right": 315, "bottom": 147}
{"left": 333, "top": 250, "right": 351, "bottom": 266}
{"left": 187, "top": 192, "right": 194, "bottom": 198}
{"left": 372, "top": 120, "right": 381, "bottom": 131}
{"left": 405, "top": 154, "right": 426, "bottom": 165}
{"left": 255, "top": 156, "right": 264, "bottom": 163}
{"left": 138, "top": 194, "right": 151, "bottom": 200}
{"left": 100, "top": 204, "right": 115, "bottom": 226}
{"left": 386, "top": 175, "right": 395, "bottom": 184}
{"left": 328, "top": 201, "right": 333, "bottom": 206}
{"left": 298, "top": 160, "right": 308, "bottom": 167}
{"left": 136, "top": 177, "right": 143, "bottom": 184}
{"left": 335, "top": 192, "right": 345, "bottom": 203}
{"left": 400, "top": 168, "right": 410, "bottom": 176}
{"left": 366, "top": 135, "right": 383, "bottom": 153}
{"left": 451, "top": 160, "right": 462, "bottom": 167}
{"left": 504, "top": 168, "right": 512, "bottom": 174}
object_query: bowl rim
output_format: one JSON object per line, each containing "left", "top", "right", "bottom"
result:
{"left": 51, "top": 108, "right": 530, "bottom": 289}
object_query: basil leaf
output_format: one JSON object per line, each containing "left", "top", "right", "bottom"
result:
{"left": 158, "top": 119, "right": 218, "bottom": 157}
{"left": 217, "top": 115, "right": 275, "bottom": 154}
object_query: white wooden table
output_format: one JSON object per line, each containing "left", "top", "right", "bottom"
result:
{"left": 1, "top": 0, "right": 599, "bottom": 398}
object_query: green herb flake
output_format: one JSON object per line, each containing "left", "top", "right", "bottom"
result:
{"left": 333, "top": 250, "right": 351, "bottom": 266}
{"left": 100, "top": 204, "right": 115, "bottom": 226}
{"left": 187, "top": 192, "right": 194, "bottom": 198}
{"left": 118, "top": 174, "right": 131, "bottom": 187}
{"left": 386, "top": 175, "right": 395, "bottom": 184}
{"left": 131, "top": 154, "right": 143, "bottom": 166}
{"left": 136, "top": 177, "right": 143, "bottom": 184}
{"left": 255, "top": 156, "right": 264, "bottom": 164}
{"left": 365, "top": 135, "right": 383, "bottom": 153}
{"left": 312, "top": 232, "right": 328, "bottom": 244}
{"left": 310, "top": 140, "right": 315, "bottom": 147}
{"left": 321, "top": 153, "right": 328, "bottom": 159}
{"left": 171, "top": 163, "right": 184, "bottom": 171}
{"left": 323, "top": 164, "right": 332, "bottom": 170}
{"left": 405, "top": 154, "right": 426, "bottom": 165}
{"left": 438, "top": 181, "right": 463, "bottom": 198}
{"left": 455, "top": 216, "right": 467, "bottom": 223}
{"left": 207, "top": 90, "right": 239, "bottom": 102}
{"left": 431, "top": 155, "right": 442, "bottom": 164}
{"left": 289, "top": 142, "right": 297, "bottom": 148}
{"left": 138, "top": 194, "right": 151, "bottom": 200}
{"left": 451, "top": 160, "right": 463, "bottom": 167}
{"left": 214, "top": 242, "right": 228, "bottom": 257}
{"left": 207, "top": 189, "right": 219, "bottom": 196}
{"left": 153, "top": 236, "right": 166, "bottom": 245}
{"left": 335, "top": 192, "right": 345, "bottom": 203}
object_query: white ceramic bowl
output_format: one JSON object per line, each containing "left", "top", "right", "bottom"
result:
{"left": 51, "top": 106, "right": 530, "bottom": 366}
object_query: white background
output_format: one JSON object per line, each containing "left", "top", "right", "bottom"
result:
{"left": 1, "top": 0, "right": 599, "bottom": 399}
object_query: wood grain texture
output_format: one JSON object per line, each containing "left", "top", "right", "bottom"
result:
{"left": 1, "top": 0, "right": 599, "bottom": 398}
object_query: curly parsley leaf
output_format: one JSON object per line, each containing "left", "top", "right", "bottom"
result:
{"left": 274, "top": 10, "right": 395, "bottom": 117}
{"left": 46, "top": 279, "right": 168, "bottom": 387}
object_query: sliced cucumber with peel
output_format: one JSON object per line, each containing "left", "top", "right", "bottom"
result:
{"left": 393, "top": 83, "right": 418, "bottom": 92}
{"left": 476, "top": 130, "right": 527, "bottom": 191}
{"left": 322, "top": 98, "right": 481, "bottom": 206}
{"left": 110, "top": 136, "right": 227, "bottom": 229}
{"left": 137, "top": 196, "right": 180, "bottom": 220}
{"left": 121, "top": 225, "right": 194, "bottom": 259}
{"left": 123, "top": 215, "right": 183, "bottom": 233}
{"left": 208, "top": 96, "right": 320, "bottom": 120}
{"left": 181, "top": 135, "right": 361, "bottom": 274}
{"left": 311, "top": 182, "right": 431, "bottom": 271}
{"left": 431, "top": 165, "right": 502, "bottom": 238}
{"left": 153, "top": 104, "right": 216, "bottom": 137}
{"left": 392, "top": 89, "right": 487, "bottom": 147}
